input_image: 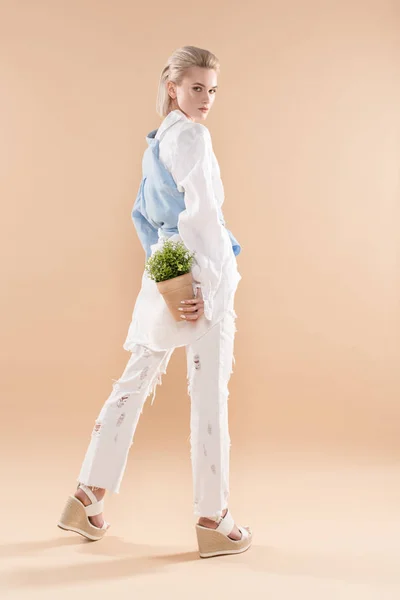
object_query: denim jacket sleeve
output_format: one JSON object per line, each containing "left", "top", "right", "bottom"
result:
{"left": 170, "top": 123, "right": 233, "bottom": 321}
{"left": 131, "top": 177, "right": 159, "bottom": 260}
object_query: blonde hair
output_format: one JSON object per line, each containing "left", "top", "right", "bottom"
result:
{"left": 156, "top": 45, "right": 220, "bottom": 117}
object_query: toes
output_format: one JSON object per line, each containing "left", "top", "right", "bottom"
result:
{"left": 228, "top": 526, "right": 243, "bottom": 541}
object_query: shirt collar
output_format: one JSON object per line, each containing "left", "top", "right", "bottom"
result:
{"left": 154, "top": 109, "right": 191, "bottom": 139}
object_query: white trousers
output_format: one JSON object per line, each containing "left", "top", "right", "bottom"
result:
{"left": 77, "top": 309, "right": 237, "bottom": 520}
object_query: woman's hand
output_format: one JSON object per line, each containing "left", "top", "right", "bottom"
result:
{"left": 178, "top": 285, "right": 204, "bottom": 322}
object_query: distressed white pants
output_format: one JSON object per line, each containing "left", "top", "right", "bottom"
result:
{"left": 77, "top": 310, "right": 237, "bottom": 519}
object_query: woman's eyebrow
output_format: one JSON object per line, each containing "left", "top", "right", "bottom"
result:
{"left": 192, "top": 82, "right": 218, "bottom": 89}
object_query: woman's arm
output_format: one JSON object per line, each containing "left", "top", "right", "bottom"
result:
{"left": 170, "top": 122, "right": 232, "bottom": 320}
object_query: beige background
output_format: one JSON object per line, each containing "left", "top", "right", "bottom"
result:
{"left": 1, "top": 0, "right": 399, "bottom": 598}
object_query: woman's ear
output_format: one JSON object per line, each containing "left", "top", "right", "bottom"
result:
{"left": 167, "top": 81, "right": 177, "bottom": 99}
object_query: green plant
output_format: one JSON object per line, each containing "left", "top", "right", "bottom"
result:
{"left": 145, "top": 239, "right": 196, "bottom": 283}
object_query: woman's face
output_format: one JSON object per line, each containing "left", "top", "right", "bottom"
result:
{"left": 168, "top": 66, "right": 218, "bottom": 122}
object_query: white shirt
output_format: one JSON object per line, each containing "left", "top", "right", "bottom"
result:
{"left": 123, "top": 109, "right": 241, "bottom": 352}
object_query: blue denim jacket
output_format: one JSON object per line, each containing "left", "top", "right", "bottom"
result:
{"left": 131, "top": 129, "right": 241, "bottom": 260}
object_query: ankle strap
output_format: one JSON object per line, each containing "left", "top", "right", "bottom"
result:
{"left": 215, "top": 509, "right": 235, "bottom": 536}
{"left": 78, "top": 483, "right": 98, "bottom": 505}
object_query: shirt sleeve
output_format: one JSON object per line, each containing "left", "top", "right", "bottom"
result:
{"left": 217, "top": 202, "right": 242, "bottom": 256}
{"left": 170, "top": 123, "right": 232, "bottom": 321}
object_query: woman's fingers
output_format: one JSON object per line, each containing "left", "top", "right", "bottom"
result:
{"left": 179, "top": 300, "right": 203, "bottom": 313}
{"left": 178, "top": 298, "right": 204, "bottom": 321}
{"left": 185, "top": 310, "right": 204, "bottom": 320}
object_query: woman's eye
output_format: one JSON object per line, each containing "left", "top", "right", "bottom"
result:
{"left": 193, "top": 87, "right": 217, "bottom": 93}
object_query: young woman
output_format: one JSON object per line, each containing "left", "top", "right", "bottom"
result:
{"left": 58, "top": 46, "right": 252, "bottom": 558}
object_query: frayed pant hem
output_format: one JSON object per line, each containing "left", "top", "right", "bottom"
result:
{"left": 193, "top": 507, "right": 227, "bottom": 520}
{"left": 77, "top": 477, "right": 121, "bottom": 495}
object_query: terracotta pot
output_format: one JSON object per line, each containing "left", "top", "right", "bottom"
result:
{"left": 156, "top": 271, "right": 195, "bottom": 322}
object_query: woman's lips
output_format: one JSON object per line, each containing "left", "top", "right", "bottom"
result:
{"left": 199, "top": 107, "right": 209, "bottom": 112}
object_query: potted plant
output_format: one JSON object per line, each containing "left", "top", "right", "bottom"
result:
{"left": 145, "top": 239, "right": 197, "bottom": 322}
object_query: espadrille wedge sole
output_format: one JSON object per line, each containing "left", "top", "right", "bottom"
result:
{"left": 196, "top": 509, "right": 252, "bottom": 558}
{"left": 57, "top": 484, "right": 109, "bottom": 541}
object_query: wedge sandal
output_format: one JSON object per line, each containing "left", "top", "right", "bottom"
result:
{"left": 57, "top": 483, "right": 109, "bottom": 541}
{"left": 196, "top": 508, "right": 252, "bottom": 558}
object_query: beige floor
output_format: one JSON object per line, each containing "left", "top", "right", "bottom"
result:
{"left": 1, "top": 438, "right": 400, "bottom": 600}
